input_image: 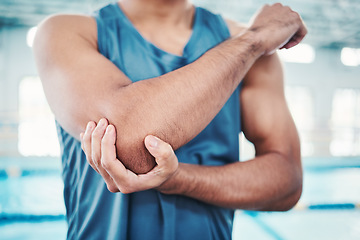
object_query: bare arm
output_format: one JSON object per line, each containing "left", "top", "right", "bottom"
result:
{"left": 34, "top": 4, "right": 306, "bottom": 174}
{"left": 158, "top": 53, "right": 302, "bottom": 211}
{"left": 81, "top": 52, "right": 302, "bottom": 209}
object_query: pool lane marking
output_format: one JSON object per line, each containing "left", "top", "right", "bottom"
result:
{"left": 294, "top": 202, "right": 360, "bottom": 210}
{"left": 0, "top": 213, "right": 65, "bottom": 223}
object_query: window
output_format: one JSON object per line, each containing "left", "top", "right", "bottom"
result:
{"left": 285, "top": 86, "right": 315, "bottom": 156}
{"left": 330, "top": 89, "right": 360, "bottom": 156}
{"left": 18, "top": 76, "right": 60, "bottom": 156}
{"left": 240, "top": 86, "right": 315, "bottom": 160}
{"left": 341, "top": 47, "right": 360, "bottom": 67}
{"left": 278, "top": 44, "right": 316, "bottom": 64}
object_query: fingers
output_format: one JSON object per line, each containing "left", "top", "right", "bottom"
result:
{"left": 283, "top": 14, "right": 308, "bottom": 49}
{"left": 91, "top": 118, "right": 108, "bottom": 171}
{"left": 100, "top": 125, "right": 132, "bottom": 192}
{"left": 100, "top": 125, "right": 128, "bottom": 178}
{"left": 81, "top": 121, "right": 97, "bottom": 172}
{"left": 100, "top": 125, "right": 119, "bottom": 169}
{"left": 145, "top": 135, "right": 172, "bottom": 163}
{"left": 249, "top": 3, "right": 307, "bottom": 54}
{"left": 82, "top": 126, "right": 179, "bottom": 194}
{"left": 80, "top": 119, "right": 119, "bottom": 192}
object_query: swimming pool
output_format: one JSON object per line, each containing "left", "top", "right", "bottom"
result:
{"left": 1, "top": 157, "right": 359, "bottom": 240}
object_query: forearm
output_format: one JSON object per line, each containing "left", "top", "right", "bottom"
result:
{"left": 37, "top": 4, "right": 307, "bottom": 174}
{"left": 158, "top": 152, "right": 302, "bottom": 210}
{"left": 104, "top": 31, "right": 264, "bottom": 173}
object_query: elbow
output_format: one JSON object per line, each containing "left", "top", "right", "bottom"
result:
{"left": 273, "top": 152, "right": 303, "bottom": 211}
{"left": 258, "top": 182, "right": 302, "bottom": 212}
{"left": 269, "top": 170, "right": 303, "bottom": 212}
{"left": 276, "top": 181, "right": 303, "bottom": 212}
{"left": 115, "top": 133, "right": 156, "bottom": 174}
{"left": 282, "top": 157, "right": 303, "bottom": 211}
{"left": 105, "top": 105, "right": 157, "bottom": 174}
{"left": 260, "top": 161, "right": 303, "bottom": 212}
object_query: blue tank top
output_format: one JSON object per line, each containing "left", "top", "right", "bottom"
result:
{"left": 56, "top": 3, "right": 241, "bottom": 239}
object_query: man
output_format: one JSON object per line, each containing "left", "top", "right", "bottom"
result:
{"left": 33, "top": 0, "right": 306, "bottom": 239}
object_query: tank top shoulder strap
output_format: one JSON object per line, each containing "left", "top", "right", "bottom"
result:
{"left": 195, "top": 7, "right": 231, "bottom": 41}
{"left": 92, "top": 3, "right": 125, "bottom": 57}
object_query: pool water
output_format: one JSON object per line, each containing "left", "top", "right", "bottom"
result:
{"left": 1, "top": 157, "right": 359, "bottom": 240}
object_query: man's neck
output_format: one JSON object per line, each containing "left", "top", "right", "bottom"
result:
{"left": 118, "top": 0, "right": 194, "bottom": 27}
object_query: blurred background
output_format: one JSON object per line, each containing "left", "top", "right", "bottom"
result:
{"left": 0, "top": 0, "right": 359, "bottom": 239}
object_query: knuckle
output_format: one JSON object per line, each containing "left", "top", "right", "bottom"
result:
{"left": 260, "top": 4, "right": 269, "bottom": 11}
{"left": 87, "top": 160, "right": 95, "bottom": 169}
{"left": 292, "top": 11, "right": 300, "bottom": 18}
{"left": 167, "top": 161, "right": 178, "bottom": 174}
{"left": 161, "top": 147, "right": 173, "bottom": 159}
{"left": 91, "top": 129, "right": 102, "bottom": 139}
{"left": 172, "top": 162, "right": 179, "bottom": 172}
{"left": 120, "top": 188, "right": 131, "bottom": 194}
{"left": 91, "top": 151, "right": 97, "bottom": 159}
{"left": 86, "top": 157, "right": 94, "bottom": 167}
{"left": 161, "top": 156, "right": 177, "bottom": 173}
{"left": 92, "top": 155, "right": 100, "bottom": 167}
{"left": 101, "top": 136, "right": 111, "bottom": 146}
{"left": 83, "top": 131, "right": 91, "bottom": 142}
{"left": 107, "top": 184, "right": 119, "bottom": 193}
{"left": 101, "top": 158, "right": 110, "bottom": 169}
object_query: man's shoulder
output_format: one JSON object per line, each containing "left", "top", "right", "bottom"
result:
{"left": 196, "top": 6, "right": 247, "bottom": 37}
{"left": 224, "top": 18, "right": 248, "bottom": 37}
{"left": 36, "top": 14, "right": 97, "bottom": 48}
{"left": 38, "top": 14, "right": 96, "bottom": 31}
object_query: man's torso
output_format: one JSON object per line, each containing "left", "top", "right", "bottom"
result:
{"left": 57, "top": 3, "right": 242, "bottom": 239}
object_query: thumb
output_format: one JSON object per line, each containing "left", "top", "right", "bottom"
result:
{"left": 144, "top": 135, "right": 174, "bottom": 162}
{"left": 144, "top": 135, "right": 178, "bottom": 179}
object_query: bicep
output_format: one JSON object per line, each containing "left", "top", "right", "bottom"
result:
{"left": 240, "top": 53, "right": 300, "bottom": 158}
{"left": 34, "top": 15, "right": 158, "bottom": 173}
{"left": 33, "top": 15, "right": 131, "bottom": 140}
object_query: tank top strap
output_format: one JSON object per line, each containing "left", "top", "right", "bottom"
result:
{"left": 184, "top": 7, "right": 231, "bottom": 63}
{"left": 92, "top": 3, "right": 122, "bottom": 58}
{"left": 196, "top": 7, "right": 231, "bottom": 40}
{"left": 93, "top": 4, "right": 231, "bottom": 65}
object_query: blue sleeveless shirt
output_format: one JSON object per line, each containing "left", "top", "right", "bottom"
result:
{"left": 56, "top": 3, "right": 241, "bottom": 239}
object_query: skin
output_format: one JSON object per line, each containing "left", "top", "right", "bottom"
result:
{"left": 34, "top": 0, "right": 306, "bottom": 210}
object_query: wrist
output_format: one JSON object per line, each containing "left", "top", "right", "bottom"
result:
{"left": 236, "top": 29, "right": 265, "bottom": 57}
{"left": 156, "top": 163, "right": 185, "bottom": 194}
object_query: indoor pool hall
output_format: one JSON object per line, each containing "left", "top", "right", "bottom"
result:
{"left": 1, "top": 0, "right": 359, "bottom": 239}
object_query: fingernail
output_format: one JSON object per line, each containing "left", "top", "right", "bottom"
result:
{"left": 86, "top": 122, "right": 93, "bottom": 131}
{"left": 98, "top": 119, "right": 106, "bottom": 127}
{"left": 106, "top": 125, "right": 114, "bottom": 133}
{"left": 147, "top": 136, "right": 159, "bottom": 148}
